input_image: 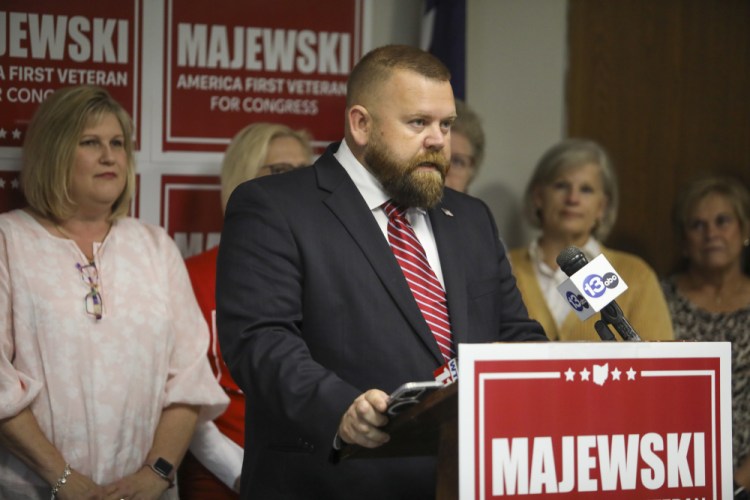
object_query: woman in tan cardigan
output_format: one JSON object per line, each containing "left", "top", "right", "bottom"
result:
{"left": 508, "top": 139, "right": 673, "bottom": 341}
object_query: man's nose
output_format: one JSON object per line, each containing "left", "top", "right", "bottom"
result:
{"left": 424, "top": 124, "right": 446, "bottom": 150}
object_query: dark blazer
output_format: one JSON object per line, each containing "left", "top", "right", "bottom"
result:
{"left": 216, "top": 143, "right": 547, "bottom": 499}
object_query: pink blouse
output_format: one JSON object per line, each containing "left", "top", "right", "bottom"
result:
{"left": 0, "top": 210, "right": 228, "bottom": 493}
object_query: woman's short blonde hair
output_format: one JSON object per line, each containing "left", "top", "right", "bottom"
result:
{"left": 673, "top": 175, "right": 750, "bottom": 243}
{"left": 220, "top": 123, "right": 312, "bottom": 209}
{"left": 523, "top": 138, "right": 620, "bottom": 241}
{"left": 21, "top": 85, "right": 136, "bottom": 222}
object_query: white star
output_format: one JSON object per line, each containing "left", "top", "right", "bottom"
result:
{"left": 611, "top": 367, "right": 622, "bottom": 380}
{"left": 580, "top": 367, "right": 591, "bottom": 381}
{"left": 11, "top": 178, "right": 20, "bottom": 189}
{"left": 564, "top": 368, "right": 575, "bottom": 381}
{"left": 0, "top": 128, "right": 6, "bottom": 139}
{"left": 627, "top": 368, "right": 637, "bottom": 380}
{"left": 12, "top": 129, "right": 22, "bottom": 140}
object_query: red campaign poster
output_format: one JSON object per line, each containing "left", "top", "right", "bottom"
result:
{"left": 0, "top": 170, "right": 24, "bottom": 213}
{"left": 0, "top": 1, "right": 142, "bottom": 150}
{"left": 130, "top": 173, "right": 140, "bottom": 218}
{"left": 459, "top": 342, "right": 733, "bottom": 500}
{"left": 160, "top": 174, "right": 222, "bottom": 258}
{"left": 162, "top": 0, "right": 364, "bottom": 152}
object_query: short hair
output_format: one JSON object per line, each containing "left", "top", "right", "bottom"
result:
{"left": 523, "top": 138, "right": 620, "bottom": 241}
{"left": 220, "top": 122, "right": 313, "bottom": 209}
{"left": 672, "top": 175, "right": 750, "bottom": 244}
{"left": 346, "top": 44, "right": 451, "bottom": 108}
{"left": 452, "top": 99, "right": 486, "bottom": 168}
{"left": 21, "top": 85, "right": 136, "bottom": 221}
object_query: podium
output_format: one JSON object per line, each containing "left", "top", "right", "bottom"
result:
{"left": 339, "top": 381, "right": 459, "bottom": 499}
{"left": 459, "top": 342, "right": 733, "bottom": 499}
{"left": 341, "top": 342, "right": 734, "bottom": 499}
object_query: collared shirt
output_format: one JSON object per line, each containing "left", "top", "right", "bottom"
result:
{"left": 333, "top": 140, "right": 446, "bottom": 288}
{"left": 528, "top": 237, "right": 602, "bottom": 328}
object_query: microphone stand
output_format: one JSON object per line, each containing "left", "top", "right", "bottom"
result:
{"left": 598, "top": 302, "right": 642, "bottom": 342}
{"left": 594, "top": 319, "right": 616, "bottom": 341}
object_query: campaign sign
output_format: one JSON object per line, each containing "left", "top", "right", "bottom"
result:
{"left": 161, "top": 174, "right": 222, "bottom": 258}
{"left": 0, "top": 170, "right": 24, "bottom": 213}
{"left": 458, "top": 342, "right": 732, "bottom": 500}
{"left": 130, "top": 173, "right": 140, "bottom": 218}
{"left": 563, "top": 254, "right": 629, "bottom": 312}
{"left": 162, "top": 0, "right": 365, "bottom": 152}
{"left": 0, "top": 1, "right": 142, "bottom": 150}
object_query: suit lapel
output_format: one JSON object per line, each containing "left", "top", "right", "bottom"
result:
{"left": 316, "top": 148, "right": 444, "bottom": 365}
{"left": 429, "top": 201, "right": 469, "bottom": 348}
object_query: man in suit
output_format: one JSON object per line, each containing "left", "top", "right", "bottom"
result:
{"left": 216, "top": 44, "right": 547, "bottom": 499}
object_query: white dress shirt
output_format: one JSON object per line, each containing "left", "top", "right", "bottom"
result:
{"left": 333, "top": 140, "right": 446, "bottom": 288}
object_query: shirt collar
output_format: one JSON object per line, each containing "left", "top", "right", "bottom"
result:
{"left": 334, "top": 139, "right": 388, "bottom": 211}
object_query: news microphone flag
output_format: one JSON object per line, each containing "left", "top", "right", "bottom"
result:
{"left": 556, "top": 254, "right": 629, "bottom": 320}
{"left": 421, "top": 0, "right": 466, "bottom": 100}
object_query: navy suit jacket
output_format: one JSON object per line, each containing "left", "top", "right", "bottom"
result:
{"left": 216, "top": 143, "right": 547, "bottom": 499}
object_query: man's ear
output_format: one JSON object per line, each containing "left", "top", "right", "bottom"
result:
{"left": 347, "top": 105, "right": 371, "bottom": 147}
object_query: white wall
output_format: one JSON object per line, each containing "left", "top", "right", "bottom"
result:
{"left": 370, "top": 0, "right": 567, "bottom": 248}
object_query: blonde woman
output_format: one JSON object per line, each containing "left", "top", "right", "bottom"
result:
{"left": 509, "top": 138, "right": 673, "bottom": 341}
{"left": 0, "top": 85, "right": 227, "bottom": 499}
{"left": 660, "top": 176, "right": 750, "bottom": 495}
{"left": 179, "top": 123, "right": 313, "bottom": 499}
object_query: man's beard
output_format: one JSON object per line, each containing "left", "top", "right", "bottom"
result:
{"left": 364, "top": 135, "right": 448, "bottom": 209}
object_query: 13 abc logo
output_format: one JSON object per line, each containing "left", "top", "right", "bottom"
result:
{"left": 583, "top": 272, "right": 620, "bottom": 298}
{"left": 565, "top": 291, "right": 590, "bottom": 312}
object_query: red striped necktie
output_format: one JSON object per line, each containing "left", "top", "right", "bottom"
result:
{"left": 382, "top": 200, "right": 455, "bottom": 363}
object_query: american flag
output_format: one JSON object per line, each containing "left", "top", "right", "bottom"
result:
{"left": 421, "top": 0, "right": 467, "bottom": 99}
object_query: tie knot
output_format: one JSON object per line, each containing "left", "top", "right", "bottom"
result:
{"left": 382, "top": 200, "right": 407, "bottom": 220}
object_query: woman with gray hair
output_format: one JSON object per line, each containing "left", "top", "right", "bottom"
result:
{"left": 445, "top": 99, "right": 485, "bottom": 193}
{"left": 508, "top": 138, "right": 673, "bottom": 341}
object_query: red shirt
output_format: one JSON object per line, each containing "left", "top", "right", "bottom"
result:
{"left": 185, "top": 246, "right": 244, "bottom": 446}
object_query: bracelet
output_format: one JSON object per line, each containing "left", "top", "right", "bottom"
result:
{"left": 49, "top": 463, "right": 71, "bottom": 499}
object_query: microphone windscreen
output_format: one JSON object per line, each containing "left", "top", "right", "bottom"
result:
{"left": 556, "top": 246, "right": 588, "bottom": 277}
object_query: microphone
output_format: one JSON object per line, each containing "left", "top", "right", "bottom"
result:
{"left": 556, "top": 246, "right": 641, "bottom": 342}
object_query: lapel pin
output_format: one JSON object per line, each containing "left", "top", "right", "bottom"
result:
{"left": 441, "top": 208, "right": 454, "bottom": 217}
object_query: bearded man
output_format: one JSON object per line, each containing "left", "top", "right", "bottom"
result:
{"left": 216, "top": 44, "right": 547, "bottom": 500}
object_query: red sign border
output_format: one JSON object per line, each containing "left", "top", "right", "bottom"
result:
{"left": 457, "top": 342, "right": 733, "bottom": 500}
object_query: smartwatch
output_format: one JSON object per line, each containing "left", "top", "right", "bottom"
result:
{"left": 147, "top": 458, "right": 175, "bottom": 488}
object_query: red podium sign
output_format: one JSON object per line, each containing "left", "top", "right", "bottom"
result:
{"left": 458, "top": 342, "right": 732, "bottom": 500}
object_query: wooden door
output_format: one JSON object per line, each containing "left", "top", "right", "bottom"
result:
{"left": 567, "top": 0, "right": 750, "bottom": 276}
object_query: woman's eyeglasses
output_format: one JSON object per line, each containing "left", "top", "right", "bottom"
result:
{"left": 450, "top": 153, "right": 475, "bottom": 170}
{"left": 76, "top": 262, "right": 103, "bottom": 320}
